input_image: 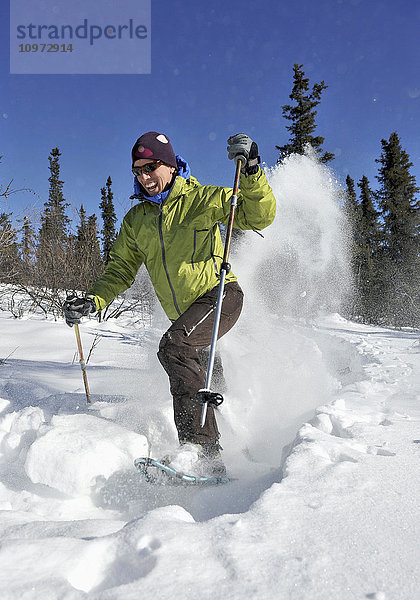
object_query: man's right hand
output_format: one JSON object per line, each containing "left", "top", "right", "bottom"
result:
{"left": 62, "top": 295, "right": 96, "bottom": 327}
{"left": 227, "top": 133, "right": 260, "bottom": 176}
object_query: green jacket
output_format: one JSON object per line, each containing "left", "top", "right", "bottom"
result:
{"left": 89, "top": 167, "right": 276, "bottom": 321}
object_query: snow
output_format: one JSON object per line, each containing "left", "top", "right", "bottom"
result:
{"left": 0, "top": 157, "right": 419, "bottom": 598}
{"left": 25, "top": 414, "right": 148, "bottom": 497}
{"left": 1, "top": 309, "right": 418, "bottom": 599}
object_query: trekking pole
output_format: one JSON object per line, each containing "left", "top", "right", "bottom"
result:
{"left": 74, "top": 323, "right": 91, "bottom": 404}
{"left": 199, "top": 157, "right": 243, "bottom": 427}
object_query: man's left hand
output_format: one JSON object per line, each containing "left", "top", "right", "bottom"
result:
{"left": 62, "top": 295, "right": 96, "bottom": 327}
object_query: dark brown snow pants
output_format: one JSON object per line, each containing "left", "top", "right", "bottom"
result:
{"left": 157, "top": 281, "right": 243, "bottom": 445}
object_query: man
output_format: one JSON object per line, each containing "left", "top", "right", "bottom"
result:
{"left": 63, "top": 131, "right": 276, "bottom": 476}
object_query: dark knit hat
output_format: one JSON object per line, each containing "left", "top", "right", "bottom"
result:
{"left": 131, "top": 131, "right": 177, "bottom": 167}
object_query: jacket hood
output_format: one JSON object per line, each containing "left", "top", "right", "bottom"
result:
{"left": 133, "top": 155, "right": 191, "bottom": 205}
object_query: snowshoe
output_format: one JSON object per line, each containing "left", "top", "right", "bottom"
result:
{"left": 134, "top": 442, "right": 229, "bottom": 486}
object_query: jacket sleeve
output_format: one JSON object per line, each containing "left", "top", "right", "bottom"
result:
{"left": 231, "top": 167, "right": 276, "bottom": 231}
{"left": 189, "top": 167, "right": 276, "bottom": 231}
{"left": 87, "top": 212, "right": 144, "bottom": 310}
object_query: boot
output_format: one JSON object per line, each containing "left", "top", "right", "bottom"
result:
{"left": 197, "top": 441, "right": 227, "bottom": 478}
{"left": 167, "top": 441, "right": 227, "bottom": 478}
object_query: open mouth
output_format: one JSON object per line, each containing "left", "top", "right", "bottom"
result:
{"left": 145, "top": 182, "right": 158, "bottom": 193}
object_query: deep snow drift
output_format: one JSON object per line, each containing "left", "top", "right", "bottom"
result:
{"left": 0, "top": 156, "right": 419, "bottom": 599}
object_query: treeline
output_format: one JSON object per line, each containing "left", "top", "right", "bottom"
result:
{"left": 1, "top": 64, "right": 419, "bottom": 327}
{"left": 276, "top": 64, "right": 419, "bottom": 328}
{"left": 343, "top": 133, "right": 419, "bottom": 327}
{"left": 0, "top": 148, "right": 119, "bottom": 315}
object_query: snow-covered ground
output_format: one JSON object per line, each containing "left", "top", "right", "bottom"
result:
{"left": 1, "top": 156, "right": 418, "bottom": 598}
{"left": 0, "top": 309, "right": 419, "bottom": 599}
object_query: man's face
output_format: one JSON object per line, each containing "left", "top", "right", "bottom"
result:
{"left": 133, "top": 159, "right": 175, "bottom": 196}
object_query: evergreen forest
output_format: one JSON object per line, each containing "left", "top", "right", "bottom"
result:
{"left": 1, "top": 63, "right": 419, "bottom": 327}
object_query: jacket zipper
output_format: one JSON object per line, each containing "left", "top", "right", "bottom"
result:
{"left": 158, "top": 208, "right": 182, "bottom": 317}
{"left": 191, "top": 230, "right": 197, "bottom": 270}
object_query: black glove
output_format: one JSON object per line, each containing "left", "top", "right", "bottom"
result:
{"left": 62, "top": 295, "right": 96, "bottom": 327}
{"left": 227, "top": 133, "right": 260, "bottom": 176}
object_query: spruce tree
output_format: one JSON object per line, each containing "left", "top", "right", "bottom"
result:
{"left": 20, "top": 215, "right": 36, "bottom": 284}
{"left": 72, "top": 204, "right": 88, "bottom": 288}
{"left": 72, "top": 206, "right": 103, "bottom": 290}
{"left": 375, "top": 132, "right": 420, "bottom": 326}
{"left": 37, "top": 148, "right": 70, "bottom": 290}
{"left": 357, "top": 176, "right": 381, "bottom": 322}
{"left": 343, "top": 175, "right": 363, "bottom": 316}
{"left": 344, "top": 175, "right": 360, "bottom": 230}
{"left": 99, "top": 176, "right": 117, "bottom": 264}
{"left": 277, "top": 63, "right": 335, "bottom": 163}
{"left": 359, "top": 176, "right": 379, "bottom": 248}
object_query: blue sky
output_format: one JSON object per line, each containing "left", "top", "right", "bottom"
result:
{"left": 1, "top": 0, "right": 420, "bottom": 229}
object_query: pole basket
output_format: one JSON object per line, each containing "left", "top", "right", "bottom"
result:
{"left": 194, "top": 389, "right": 224, "bottom": 408}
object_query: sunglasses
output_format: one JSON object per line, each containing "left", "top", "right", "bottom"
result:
{"left": 132, "top": 161, "right": 163, "bottom": 177}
